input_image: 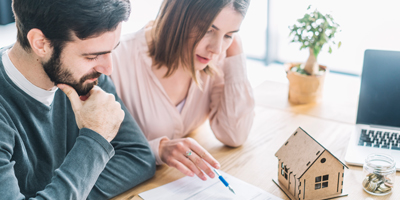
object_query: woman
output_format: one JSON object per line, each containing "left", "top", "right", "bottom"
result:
{"left": 111, "top": 0, "right": 254, "bottom": 181}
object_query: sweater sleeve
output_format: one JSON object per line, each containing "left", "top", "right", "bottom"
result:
{"left": 208, "top": 53, "right": 255, "bottom": 147}
{"left": 0, "top": 75, "right": 155, "bottom": 200}
{"left": 0, "top": 114, "right": 115, "bottom": 200}
{"left": 87, "top": 75, "right": 156, "bottom": 199}
{"left": 148, "top": 136, "right": 169, "bottom": 165}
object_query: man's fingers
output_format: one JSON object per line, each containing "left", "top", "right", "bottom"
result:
{"left": 89, "top": 85, "right": 102, "bottom": 93}
{"left": 79, "top": 86, "right": 100, "bottom": 101}
{"left": 57, "top": 84, "right": 82, "bottom": 111}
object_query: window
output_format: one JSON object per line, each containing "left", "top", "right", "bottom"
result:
{"left": 241, "top": 0, "right": 268, "bottom": 60}
{"left": 315, "top": 174, "right": 329, "bottom": 190}
{"left": 281, "top": 162, "right": 288, "bottom": 180}
{"left": 267, "top": 0, "right": 400, "bottom": 75}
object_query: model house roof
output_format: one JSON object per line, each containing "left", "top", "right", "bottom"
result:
{"left": 275, "top": 127, "right": 348, "bottom": 178}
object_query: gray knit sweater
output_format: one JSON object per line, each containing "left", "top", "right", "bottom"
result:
{"left": 0, "top": 46, "right": 155, "bottom": 199}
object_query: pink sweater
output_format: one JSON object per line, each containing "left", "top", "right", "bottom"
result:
{"left": 111, "top": 28, "right": 255, "bottom": 165}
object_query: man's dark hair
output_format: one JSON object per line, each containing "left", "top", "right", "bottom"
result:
{"left": 12, "top": 0, "right": 131, "bottom": 52}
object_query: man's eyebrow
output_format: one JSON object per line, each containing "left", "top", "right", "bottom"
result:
{"left": 211, "top": 25, "right": 239, "bottom": 33}
{"left": 114, "top": 41, "right": 121, "bottom": 50}
{"left": 81, "top": 42, "right": 121, "bottom": 56}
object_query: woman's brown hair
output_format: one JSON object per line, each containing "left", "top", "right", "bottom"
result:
{"left": 149, "top": 0, "right": 250, "bottom": 85}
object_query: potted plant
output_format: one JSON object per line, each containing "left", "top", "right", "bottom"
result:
{"left": 286, "top": 5, "right": 341, "bottom": 104}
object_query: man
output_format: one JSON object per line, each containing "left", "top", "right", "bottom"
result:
{"left": 0, "top": 0, "right": 156, "bottom": 199}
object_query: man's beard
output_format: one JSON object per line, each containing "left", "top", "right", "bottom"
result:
{"left": 42, "top": 45, "right": 101, "bottom": 96}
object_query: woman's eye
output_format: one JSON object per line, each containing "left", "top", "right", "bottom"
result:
{"left": 207, "top": 29, "right": 213, "bottom": 34}
{"left": 225, "top": 35, "right": 233, "bottom": 39}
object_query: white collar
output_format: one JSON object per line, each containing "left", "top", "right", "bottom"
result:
{"left": 176, "top": 98, "right": 186, "bottom": 113}
{"left": 2, "top": 50, "right": 58, "bottom": 107}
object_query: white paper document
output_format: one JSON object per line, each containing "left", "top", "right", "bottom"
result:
{"left": 139, "top": 171, "right": 283, "bottom": 200}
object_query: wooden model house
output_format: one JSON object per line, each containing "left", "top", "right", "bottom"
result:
{"left": 274, "top": 127, "right": 348, "bottom": 200}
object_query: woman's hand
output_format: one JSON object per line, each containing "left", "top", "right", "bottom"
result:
{"left": 225, "top": 34, "right": 243, "bottom": 57}
{"left": 159, "top": 137, "right": 220, "bottom": 180}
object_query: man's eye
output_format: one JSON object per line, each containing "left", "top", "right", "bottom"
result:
{"left": 86, "top": 56, "right": 99, "bottom": 61}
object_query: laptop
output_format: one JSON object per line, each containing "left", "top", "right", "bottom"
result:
{"left": 345, "top": 49, "right": 400, "bottom": 171}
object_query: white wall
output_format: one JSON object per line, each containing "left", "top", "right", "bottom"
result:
{"left": 121, "top": 0, "right": 163, "bottom": 35}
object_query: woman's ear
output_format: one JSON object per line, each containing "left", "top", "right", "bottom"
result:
{"left": 26, "top": 28, "right": 52, "bottom": 58}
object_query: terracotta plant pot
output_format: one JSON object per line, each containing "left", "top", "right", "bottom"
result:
{"left": 285, "top": 63, "right": 327, "bottom": 104}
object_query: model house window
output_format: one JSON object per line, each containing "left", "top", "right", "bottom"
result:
{"left": 315, "top": 175, "right": 329, "bottom": 189}
{"left": 281, "top": 162, "right": 288, "bottom": 180}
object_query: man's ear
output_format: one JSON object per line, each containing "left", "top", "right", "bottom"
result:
{"left": 26, "top": 29, "right": 52, "bottom": 58}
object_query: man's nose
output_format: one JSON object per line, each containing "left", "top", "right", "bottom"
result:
{"left": 94, "top": 54, "right": 113, "bottom": 75}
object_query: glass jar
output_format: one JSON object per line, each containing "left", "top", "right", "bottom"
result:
{"left": 362, "top": 154, "right": 396, "bottom": 196}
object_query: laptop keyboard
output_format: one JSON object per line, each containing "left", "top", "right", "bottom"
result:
{"left": 358, "top": 129, "right": 400, "bottom": 150}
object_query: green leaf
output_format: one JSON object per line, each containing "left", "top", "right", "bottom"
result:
{"left": 288, "top": 5, "right": 341, "bottom": 54}
{"left": 338, "top": 41, "right": 342, "bottom": 48}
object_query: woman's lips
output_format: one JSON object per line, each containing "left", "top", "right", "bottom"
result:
{"left": 196, "top": 55, "right": 210, "bottom": 64}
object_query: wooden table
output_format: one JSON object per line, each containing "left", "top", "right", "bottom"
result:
{"left": 113, "top": 72, "right": 400, "bottom": 200}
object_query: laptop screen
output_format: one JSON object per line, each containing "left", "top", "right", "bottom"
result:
{"left": 356, "top": 49, "right": 400, "bottom": 127}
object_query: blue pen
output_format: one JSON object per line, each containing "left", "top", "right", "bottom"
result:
{"left": 213, "top": 169, "right": 236, "bottom": 195}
